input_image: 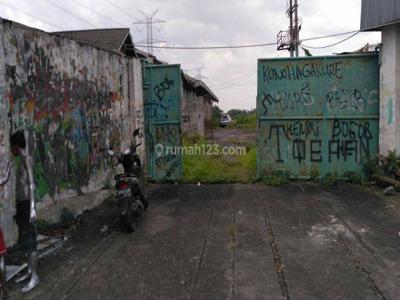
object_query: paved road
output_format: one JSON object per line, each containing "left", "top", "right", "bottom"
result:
{"left": 17, "top": 183, "right": 400, "bottom": 299}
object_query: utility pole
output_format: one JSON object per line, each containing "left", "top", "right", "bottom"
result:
{"left": 277, "top": 0, "right": 300, "bottom": 57}
{"left": 294, "top": 0, "right": 299, "bottom": 57}
{"left": 289, "top": 0, "right": 294, "bottom": 57}
{"left": 133, "top": 9, "right": 165, "bottom": 54}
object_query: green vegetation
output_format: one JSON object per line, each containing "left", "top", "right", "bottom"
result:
{"left": 343, "top": 171, "right": 362, "bottom": 185}
{"left": 321, "top": 172, "right": 339, "bottom": 186}
{"left": 227, "top": 109, "right": 256, "bottom": 129}
{"left": 363, "top": 158, "right": 379, "bottom": 181}
{"left": 362, "top": 151, "right": 400, "bottom": 191}
{"left": 212, "top": 106, "right": 257, "bottom": 129}
{"left": 212, "top": 105, "right": 223, "bottom": 128}
{"left": 363, "top": 151, "right": 400, "bottom": 180}
{"left": 259, "top": 170, "right": 290, "bottom": 186}
{"left": 36, "top": 218, "right": 55, "bottom": 231}
{"left": 379, "top": 151, "right": 400, "bottom": 178}
{"left": 183, "top": 136, "right": 256, "bottom": 183}
{"left": 310, "top": 169, "right": 320, "bottom": 182}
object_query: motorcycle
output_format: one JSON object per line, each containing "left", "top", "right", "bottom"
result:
{"left": 109, "top": 129, "right": 148, "bottom": 232}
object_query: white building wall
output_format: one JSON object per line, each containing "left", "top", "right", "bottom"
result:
{"left": 380, "top": 23, "right": 400, "bottom": 154}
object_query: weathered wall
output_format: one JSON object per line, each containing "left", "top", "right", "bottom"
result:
{"left": 204, "top": 98, "right": 213, "bottom": 138}
{"left": 181, "top": 88, "right": 205, "bottom": 137}
{"left": 0, "top": 20, "right": 140, "bottom": 243}
{"left": 130, "top": 58, "right": 145, "bottom": 164}
{"left": 0, "top": 22, "right": 17, "bottom": 244}
{"left": 380, "top": 23, "right": 400, "bottom": 154}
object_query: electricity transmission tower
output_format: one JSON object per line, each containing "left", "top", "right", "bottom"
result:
{"left": 277, "top": 0, "right": 300, "bottom": 57}
{"left": 133, "top": 9, "right": 165, "bottom": 54}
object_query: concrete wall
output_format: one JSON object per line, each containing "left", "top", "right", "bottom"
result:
{"left": 204, "top": 97, "right": 214, "bottom": 138}
{"left": 380, "top": 23, "right": 400, "bottom": 154}
{"left": 181, "top": 88, "right": 205, "bottom": 137}
{"left": 0, "top": 21, "right": 17, "bottom": 244}
{"left": 181, "top": 88, "right": 214, "bottom": 138}
{"left": 0, "top": 20, "right": 142, "bottom": 244}
{"left": 130, "top": 58, "right": 145, "bottom": 164}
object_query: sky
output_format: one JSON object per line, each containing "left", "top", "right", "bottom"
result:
{"left": 0, "top": 0, "right": 381, "bottom": 112}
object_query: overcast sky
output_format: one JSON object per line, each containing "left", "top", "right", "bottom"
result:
{"left": 0, "top": 0, "right": 381, "bottom": 112}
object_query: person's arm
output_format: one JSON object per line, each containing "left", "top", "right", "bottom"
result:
{"left": 22, "top": 153, "right": 36, "bottom": 223}
{"left": 0, "top": 161, "right": 13, "bottom": 188}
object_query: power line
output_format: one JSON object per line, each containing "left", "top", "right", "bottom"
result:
{"left": 301, "top": 31, "right": 360, "bottom": 49}
{"left": 42, "top": 0, "right": 98, "bottom": 28}
{"left": 135, "top": 30, "right": 361, "bottom": 50}
{"left": 209, "top": 70, "right": 256, "bottom": 89}
{"left": 70, "top": 0, "right": 126, "bottom": 27}
{"left": 0, "top": 1, "right": 63, "bottom": 30}
{"left": 212, "top": 73, "right": 257, "bottom": 91}
{"left": 136, "top": 41, "right": 276, "bottom": 50}
{"left": 104, "top": 0, "right": 136, "bottom": 21}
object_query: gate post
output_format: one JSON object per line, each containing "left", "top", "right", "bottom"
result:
{"left": 380, "top": 23, "right": 400, "bottom": 154}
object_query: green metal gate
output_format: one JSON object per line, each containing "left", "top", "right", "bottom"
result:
{"left": 143, "top": 64, "right": 182, "bottom": 181}
{"left": 257, "top": 54, "right": 379, "bottom": 178}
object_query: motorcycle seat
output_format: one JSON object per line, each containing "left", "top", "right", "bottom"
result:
{"left": 115, "top": 173, "right": 137, "bottom": 181}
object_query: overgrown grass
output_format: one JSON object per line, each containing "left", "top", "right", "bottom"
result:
{"left": 182, "top": 137, "right": 256, "bottom": 183}
{"left": 227, "top": 113, "right": 257, "bottom": 129}
{"left": 259, "top": 170, "right": 290, "bottom": 186}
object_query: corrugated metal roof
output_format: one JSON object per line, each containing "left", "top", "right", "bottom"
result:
{"left": 182, "top": 73, "right": 219, "bottom": 102}
{"left": 361, "top": 0, "right": 400, "bottom": 31}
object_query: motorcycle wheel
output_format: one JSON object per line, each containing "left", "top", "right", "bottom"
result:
{"left": 122, "top": 208, "right": 136, "bottom": 233}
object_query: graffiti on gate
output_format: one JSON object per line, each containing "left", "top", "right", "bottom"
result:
{"left": 265, "top": 119, "right": 374, "bottom": 164}
{"left": 261, "top": 82, "right": 315, "bottom": 115}
{"left": 261, "top": 84, "right": 378, "bottom": 116}
{"left": 154, "top": 124, "right": 180, "bottom": 179}
{"left": 144, "top": 71, "right": 181, "bottom": 180}
{"left": 257, "top": 55, "right": 379, "bottom": 176}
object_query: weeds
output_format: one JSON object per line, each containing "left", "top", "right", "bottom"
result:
{"left": 310, "top": 169, "right": 320, "bottom": 182}
{"left": 260, "top": 170, "right": 290, "bottom": 187}
{"left": 182, "top": 137, "right": 256, "bottom": 183}
{"left": 36, "top": 219, "right": 55, "bottom": 231}
{"left": 321, "top": 172, "right": 339, "bottom": 186}
{"left": 380, "top": 151, "right": 400, "bottom": 178}
{"left": 227, "top": 113, "right": 256, "bottom": 129}
{"left": 363, "top": 158, "right": 380, "bottom": 180}
{"left": 343, "top": 171, "right": 362, "bottom": 184}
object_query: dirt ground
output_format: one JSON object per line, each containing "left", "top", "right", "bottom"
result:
{"left": 210, "top": 128, "right": 257, "bottom": 147}
{"left": 8, "top": 183, "right": 400, "bottom": 300}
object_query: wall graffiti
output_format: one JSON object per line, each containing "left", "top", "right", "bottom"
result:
{"left": 257, "top": 55, "right": 379, "bottom": 177}
{"left": 1, "top": 22, "right": 135, "bottom": 199}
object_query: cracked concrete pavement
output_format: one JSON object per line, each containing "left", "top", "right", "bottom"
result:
{"left": 14, "top": 183, "right": 400, "bottom": 299}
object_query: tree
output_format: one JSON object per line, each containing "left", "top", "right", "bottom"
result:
{"left": 212, "top": 105, "right": 223, "bottom": 127}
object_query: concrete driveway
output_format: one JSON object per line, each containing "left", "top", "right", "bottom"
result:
{"left": 17, "top": 183, "right": 400, "bottom": 300}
